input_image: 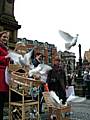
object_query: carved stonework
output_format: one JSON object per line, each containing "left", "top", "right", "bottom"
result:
{"left": 7, "top": 0, "right": 14, "bottom": 4}
{"left": 0, "top": 0, "right": 21, "bottom": 46}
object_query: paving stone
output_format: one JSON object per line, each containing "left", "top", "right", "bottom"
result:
{"left": 3, "top": 99, "right": 90, "bottom": 120}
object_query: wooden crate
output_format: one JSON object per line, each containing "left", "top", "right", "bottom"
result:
{"left": 9, "top": 71, "right": 42, "bottom": 120}
{"left": 43, "top": 92, "right": 71, "bottom": 120}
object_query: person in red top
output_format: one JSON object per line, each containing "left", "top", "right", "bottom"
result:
{"left": 0, "top": 31, "right": 10, "bottom": 120}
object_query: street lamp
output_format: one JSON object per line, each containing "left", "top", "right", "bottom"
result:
{"left": 77, "top": 44, "right": 83, "bottom": 84}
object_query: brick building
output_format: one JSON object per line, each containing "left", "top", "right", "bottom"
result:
{"left": 17, "top": 38, "right": 57, "bottom": 65}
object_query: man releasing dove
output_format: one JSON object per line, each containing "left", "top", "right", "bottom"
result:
{"left": 59, "top": 30, "right": 79, "bottom": 50}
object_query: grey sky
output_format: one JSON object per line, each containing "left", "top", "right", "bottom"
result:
{"left": 14, "top": 0, "right": 90, "bottom": 61}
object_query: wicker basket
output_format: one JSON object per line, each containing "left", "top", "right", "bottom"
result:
{"left": 8, "top": 64, "right": 21, "bottom": 72}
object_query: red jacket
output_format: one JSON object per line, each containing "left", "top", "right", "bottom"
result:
{"left": 0, "top": 43, "right": 10, "bottom": 92}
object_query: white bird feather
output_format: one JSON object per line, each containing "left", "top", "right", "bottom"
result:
{"left": 59, "top": 30, "right": 79, "bottom": 50}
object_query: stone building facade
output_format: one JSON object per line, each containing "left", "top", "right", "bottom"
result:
{"left": 0, "top": 0, "right": 21, "bottom": 47}
{"left": 83, "top": 49, "right": 90, "bottom": 70}
{"left": 84, "top": 49, "right": 90, "bottom": 63}
{"left": 58, "top": 50, "right": 76, "bottom": 74}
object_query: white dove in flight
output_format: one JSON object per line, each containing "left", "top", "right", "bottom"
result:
{"left": 59, "top": 30, "right": 79, "bottom": 50}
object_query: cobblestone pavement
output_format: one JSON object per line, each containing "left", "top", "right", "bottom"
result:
{"left": 3, "top": 99, "right": 90, "bottom": 120}
{"left": 40, "top": 99, "right": 90, "bottom": 120}
{"left": 70, "top": 99, "right": 90, "bottom": 120}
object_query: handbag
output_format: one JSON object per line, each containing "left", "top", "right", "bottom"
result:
{"left": 66, "top": 86, "right": 75, "bottom": 98}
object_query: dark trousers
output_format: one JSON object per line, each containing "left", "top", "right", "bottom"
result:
{"left": 84, "top": 81, "right": 90, "bottom": 98}
{"left": 48, "top": 82, "right": 67, "bottom": 104}
{"left": 39, "top": 84, "right": 44, "bottom": 113}
{"left": 0, "top": 92, "right": 9, "bottom": 120}
{"left": 55, "top": 88, "right": 66, "bottom": 104}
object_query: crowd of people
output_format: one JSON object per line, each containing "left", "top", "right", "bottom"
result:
{"left": 83, "top": 65, "right": 90, "bottom": 99}
{"left": 0, "top": 30, "right": 90, "bottom": 119}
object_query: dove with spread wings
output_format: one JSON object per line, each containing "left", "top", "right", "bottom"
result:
{"left": 8, "top": 48, "right": 34, "bottom": 67}
{"left": 59, "top": 30, "right": 79, "bottom": 50}
{"left": 28, "top": 64, "right": 52, "bottom": 82}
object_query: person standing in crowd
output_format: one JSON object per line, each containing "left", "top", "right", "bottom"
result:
{"left": 32, "top": 52, "right": 44, "bottom": 113}
{"left": 0, "top": 31, "right": 11, "bottom": 120}
{"left": 46, "top": 56, "right": 67, "bottom": 104}
{"left": 32, "top": 52, "right": 42, "bottom": 67}
{"left": 83, "top": 67, "right": 90, "bottom": 99}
